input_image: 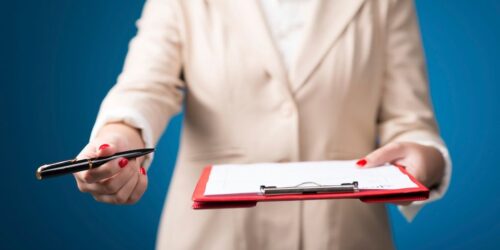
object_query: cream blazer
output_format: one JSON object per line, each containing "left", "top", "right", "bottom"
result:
{"left": 94, "top": 0, "right": 447, "bottom": 249}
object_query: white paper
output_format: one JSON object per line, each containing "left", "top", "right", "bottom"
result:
{"left": 204, "top": 160, "right": 418, "bottom": 196}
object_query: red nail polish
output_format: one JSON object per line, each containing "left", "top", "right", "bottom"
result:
{"left": 98, "top": 144, "right": 109, "bottom": 150}
{"left": 119, "top": 158, "right": 128, "bottom": 168}
{"left": 356, "top": 159, "right": 367, "bottom": 167}
{"left": 140, "top": 167, "right": 146, "bottom": 175}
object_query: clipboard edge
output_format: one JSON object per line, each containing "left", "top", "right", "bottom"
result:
{"left": 191, "top": 164, "right": 430, "bottom": 209}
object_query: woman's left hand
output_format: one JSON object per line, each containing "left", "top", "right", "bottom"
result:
{"left": 357, "top": 142, "right": 445, "bottom": 189}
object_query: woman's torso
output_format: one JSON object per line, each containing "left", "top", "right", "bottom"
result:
{"left": 158, "top": 1, "right": 395, "bottom": 249}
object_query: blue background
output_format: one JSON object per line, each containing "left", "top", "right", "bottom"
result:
{"left": 1, "top": 0, "right": 498, "bottom": 249}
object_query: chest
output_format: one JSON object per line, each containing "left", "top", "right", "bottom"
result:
{"left": 179, "top": 1, "right": 387, "bottom": 107}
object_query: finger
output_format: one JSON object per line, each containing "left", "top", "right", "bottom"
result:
{"left": 87, "top": 142, "right": 131, "bottom": 182}
{"left": 95, "top": 143, "right": 117, "bottom": 157}
{"left": 83, "top": 159, "right": 137, "bottom": 194}
{"left": 358, "top": 142, "right": 407, "bottom": 168}
{"left": 82, "top": 142, "right": 125, "bottom": 183}
{"left": 75, "top": 142, "right": 120, "bottom": 183}
{"left": 76, "top": 144, "right": 98, "bottom": 160}
{"left": 93, "top": 171, "right": 139, "bottom": 204}
{"left": 74, "top": 173, "right": 89, "bottom": 193}
{"left": 392, "top": 201, "right": 412, "bottom": 206}
{"left": 127, "top": 167, "right": 148, "bottom": 204}
{"left": 76, "top": 142, "right": 115, "bottom": 160}
{"left": 81, "top": 157, "right": 128, "bottom": 183}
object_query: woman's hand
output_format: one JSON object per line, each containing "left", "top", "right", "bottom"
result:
{"left": 357, "top": 142, "right": 445, "bottom": 189}
{"left": 74, "top": 123, "right": 148, "bottom": 204}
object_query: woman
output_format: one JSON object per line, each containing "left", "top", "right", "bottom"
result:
{"left": 74, "top": 0, "right": 451, "bottom": 249}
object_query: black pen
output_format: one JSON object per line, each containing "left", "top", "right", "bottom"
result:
{"left": 36, "top": 148, "right": 155, "bottom": 180}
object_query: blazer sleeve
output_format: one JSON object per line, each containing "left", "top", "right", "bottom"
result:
{"left": 378, "top": 0, "right": 451, "bottom": 221}
{"left": 90, "top": 0, "right": 185, "bottom": 169}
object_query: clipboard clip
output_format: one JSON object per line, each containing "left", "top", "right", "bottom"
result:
{"left": 260, "top": 181, "right": 359, "bottom": 195}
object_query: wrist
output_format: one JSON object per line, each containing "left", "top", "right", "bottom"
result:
{"left": 96, "top": 122, "right": 145, "bottom": 149}
{"left": 421, "top": 144, "right": 446, "bottom": 188}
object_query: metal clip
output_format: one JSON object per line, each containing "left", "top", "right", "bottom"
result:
{"left": 260, "top": 181, "right": 359, "bottom": 195}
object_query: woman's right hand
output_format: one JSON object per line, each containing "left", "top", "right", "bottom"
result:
{"left": 73, "top": 123, "right": 148, "bottom": 204}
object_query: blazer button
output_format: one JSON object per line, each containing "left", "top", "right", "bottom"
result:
{"left": 281, "top": 102, "right": 295, "bottom": 117}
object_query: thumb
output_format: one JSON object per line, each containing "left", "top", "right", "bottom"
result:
{"left": 94, "top": 142, "right": 118, "bottom": 158}
{"left": 76, "top": 140, "right": 119, "bottom": 161}
{"left": 357, "top": 143, "right": 406, "bottom": 168}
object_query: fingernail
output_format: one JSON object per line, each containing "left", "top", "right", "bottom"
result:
{"left": 356, "top": 159, "right": 367, "bottom": 167}
{"left": 140, "top": 167, "right": 146, "bottom": 175}
{"left": 119, "top": 158, "right": 128, "bottom": 168}
{"left": 98, "top": 144, "right": 109, "bottom": 151}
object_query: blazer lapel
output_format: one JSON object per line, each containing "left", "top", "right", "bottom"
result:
{"left": 216, "top": 0, "right": 290, "bottom": 89}
{"left": 291, "top": 0, "right": 366, "bottom": 92}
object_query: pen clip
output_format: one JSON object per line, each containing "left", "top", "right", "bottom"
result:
{"left": 260, "top": 181, "right": 359, "bottom": 195}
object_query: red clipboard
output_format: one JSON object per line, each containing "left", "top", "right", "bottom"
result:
{"left": 192, "top": 165, "right": 429, "bottom": 209}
